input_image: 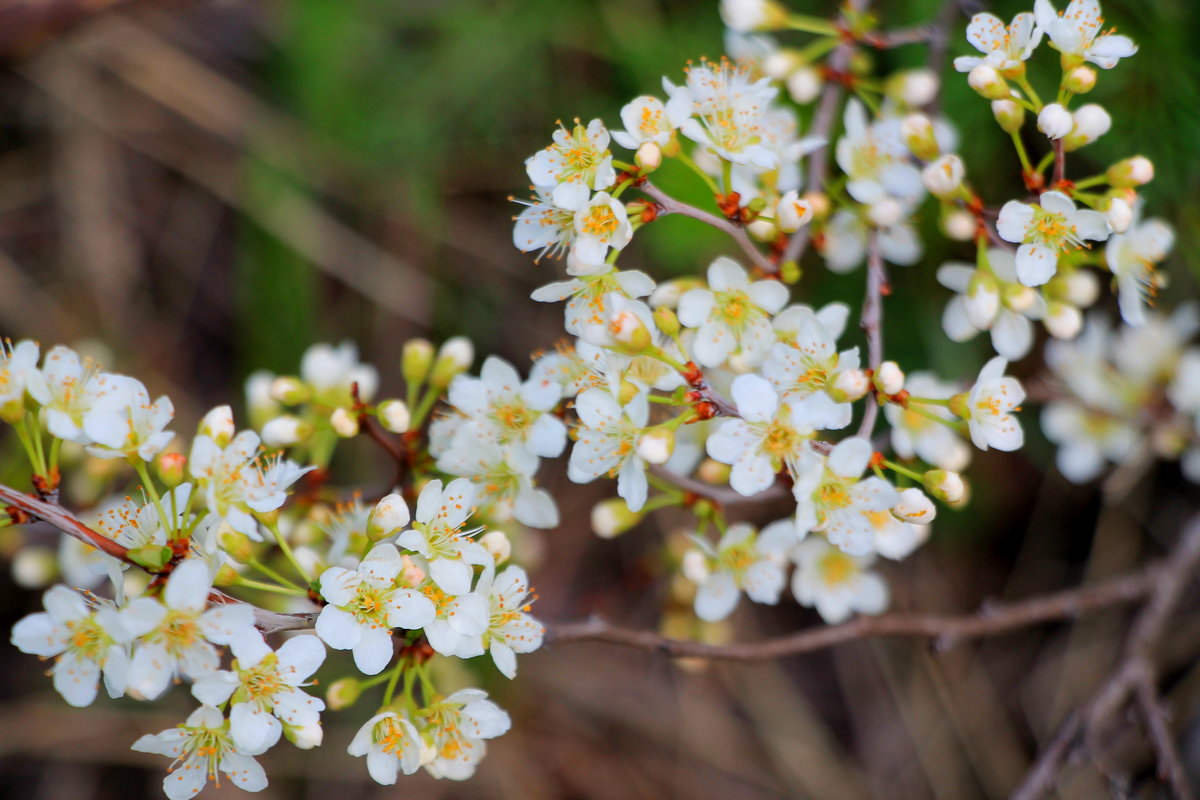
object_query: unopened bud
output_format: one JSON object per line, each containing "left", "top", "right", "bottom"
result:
{"left": 901, "top": 113, "right": 940, "bottom": 160}
{"left": 965, "top": 271, "right": 1001, "bottom": 328}
{"left": 922, "top": 154, "right": 964, "bottom": 198}
{"left": 270, "top": 376, "right": 309, "bottom": 405}
{"left": 653, "top": 307, "right": 680, "bottom": 338}
{"left": 682, "top": 549, "right": 710, "bottom": 584}
{"left": 762, "top": 50, "right": 800, "bottom": 80}
{"left": 867, "top": 198, "right": 903, "bottom": 228}
{"left": 637, "top": 428, "right": 675, "bottom": 465}
{"left": 1044, "top": 301, "right": 1083, "bottom": 339}
{"left": 287, "top": 721, "right": 323, "bottom": 750}
{"left": 635, "top": 141, "right": 662, "bottom": 171}
{"left": 893, "top": 487, "right": 937, "bottom": 523}
{"left": 199, "top": 405, "right": 235, "bottom": 446}
{"left": 991, "top": 99, "right": 1025, "bottom": 133}
{"left": 924, "top": 469, "right": 965, "bottom": 503}
{"left": 1037, "top": 103, "right": 1073, "bottom": 139}
{"left": 609, "top": 309, "right": 653, "bottom": 353}
{"left": 213, "top": 563, "right": 240, "bottom": 587}
{"left": 968, "top": 65, "right": 1010, "bottom": 100}
{"left": 719, "top": 0, "right": 788, "bottom": 32}
{"left": 875, "top": 361, "right": 905, "bottom": 395}
{"left": 430, "top": 337, "right": 474, "bottom": 387}
{"left": 156, "top": 452, "right": 186, "bottom": 488}
{"left": 1062, "top": 65, "right": 1096, "bottom": 94}
{"left": 12, "top": 549, "right": 56, "bottom": 588}
{"left": 747, "top": 218, "right": 776, "bottom": 241}
{"left": 591, "top": 498, "right": 643, "bottom": 538}
{"left": 830, "top": 369, "right": 870, "bottom": 402}
{"left": 1105, "top": 195, "right": 1133, "bottom": 234}
{"left": 617, "top": 378, "right": 642, "bottom": 407}
{"left": 890, "top": 68, "right": 939, "bottom": 108}
{"left": 261, "top": 415, "right": 310, "bottom": 448}
{"left": 1062, "top": 270, "right": 1100, "bottom": 307}
{"left": 1063, "top": 104, "right": 1111, "bottom": 151}
{"left": 697, "top": 458, "right": 731, "bottom": 485}
{"left": 480, "top": 530, "right": 512, "bottom": 564}
{"left": 943, "top": 209, "right": 976, "bottom": 241}
{"left": 1003, "top": 283, "right": 1038, "bottom": 313}
{"left": 1108, "top": 156, "right": 1154, "bottom": 188}
{"left": 367, "top": 493, "right": 410, "bottom": 540}
{"left": 219, "top": 526, "right": 254, "bottom": 562}
{"left": 786, "top": 65, "right": 823, "bottom": 104}
{"left": 779, "top": 260, "right": 802, "bottom": 284}
{"left": 326, "top": 678, "right": 362, "bottom": 710}
{"left": 376, "top": 399, "right": 410, "bottom": 433}
{"left": 402, "top": 339, "right": 435, "bottom": 387}
{"left": 776, "top": 190, "right": 813, "bottom": 233}
{"left": 330, "top": 407, "right": 359, "bottom": 438}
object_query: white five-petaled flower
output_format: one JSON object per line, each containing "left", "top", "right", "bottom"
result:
{"left": 677, "top": 257, "right": 789, "bottom": 367}
{"left": 791, "top": 438, "right": 902, "bottom": 555}
{"left": 124, "top": 559, "right": 258, "bottom": 700}
{"left": 191, "top": 633, "right": 327, "bottom": 753}
{"left": 525, "top": 119, "right": 617, "bottom": 212}
{"left": 1034, "top": 0, "right": 1137, "bottom": 70}
{"left": 316, "top": 543, "right": 435, "bottom": 675}
{"left": 0, "top": 339, "right": 47, "bottom": 421}
{"left": 996, "top": 190, "right": 1110, "bottom": 286}
{"left": 444, "top": 356, "right": 566, "bottom": 459}
{"left": 299, "top": 341, "right": 379, "bottom": 406}
{"left": 418, "top": 688, "right": 512, "bottom": 781}
{"left": 706, "top": 374, "right": 820, "bottom": 496}
{"left": 836, "top": 100, "right": 923, "bottom": 207}
{"left": 937, "top": 248, "right": 1047, "bottom": 360}
{"left": 83, "top": 374, "right": 175, "bottom": 461}
{"left": 790, "top": 537, "right": 888, "bottom": 624}
{"left": 568, "top": 386, "right": 651, "bottom": 511}
{"left": 1105, "top": 207, "right": 1174, "bottom": 326}
{"left": 132, "top": 705, "right": 268, "bottom": 800}
{"left": 611, "top": 86, "right": 692, "bottom": 149}
{"left": 418, "top": 576, "right": 489, "bottom": 660}
{"left": 511, "top": 188, "right": 576, "bottom": 262}
{"left": 475, "top": 565, "right": 545, "bottom": 679}
{"left": 396, "top": 478, "right": 492, "bottom": 595}
{"left": 675, "top": 58, "right": 779, "bottom": 167}
{"left": 530, "top": 269, "right": 656, "bottom": 342}
{"left": 436, "top": 438, "right": 560, "bottom": 528}
{"left": 964, "top": 356, "right": 1026, "bottom": 451}
{"left": 821, "top": 209, "right": 923, "bottom": 273}
{"left": 883, "top": 373, "right": 971, "bottom": 471}
{"left": 571, "top": 191, "right": 633, "bottom": 269}
{"left": 348, "top": 711, "right": 424, "bottom": 784}
{"left": 953, "top": 12, "right": 1043, "bottom": 73}
{"left": 36, "top": 345, "right": 121, "bottom": 442}
{"left": 683, "top": 521, "right": 793, "bottom": 622}
{"left": 10, "top": 586, "right": 132, "bottom": 707}
{"left": 95, "top": 483, "right": 193, "bottom": 556}
{"left": 762, "top": 308, "right": 861, "bottom": 429}
{"left": 1041, "top": 401, "right": 1139, "bottom": 482}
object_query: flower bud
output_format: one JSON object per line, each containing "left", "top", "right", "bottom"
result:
{"left": 681, "top": 549, "right": 710, "bottom": 584}
{"left": 1108, "top": 156, "right": 1154, "bottom": 188}
{"left": 901, "top": 113, "right": 940, "bottom": 161}
{"left": 270, "top": 376, "right": 310, "bottom": 405}
{"left": 367, "top": 493, "right": 410, "bottom": 540}
{"left": 890, "top": 68, "right": 939, "bottom": 108}
{"left": 893, "top": 487, "right": 937, "bottom": 523}
{"left": 762, "top": 50, "right": 800, "bottom": 80}
{"left": 635, "top": 141, "right": 662, "bottom": 171}
{"left": 1062, "top": 65, "right": 1096, "bottom": 94}
{"left": 776, "top": 190, "right": 813, "bottom": 233}
{"left": 875, "top": 361, "right": 905, "bottom": 395}
{"left": 609, "top": 308, "right": 653, "bottom": 353}
{"left": 965, "top": 271, "right": 1001, "bottom": 328}
{"left": 261, "top": 415, "right": 311, "bottom": 448}
{"left": 991, "top": 99, "right": 1025, "bottom": 133}
{"left": 330, "top": 407, "right": 359, "bottom": 438}
{"left": 12, "top": 548, "right": 56, "bottom": 588}
{"left": 1063, "top": 104, "right": 1111, "bottom": 151}
{"left": 326, "top": 678, "right": 362, "bottom": 710}
{"left": 1044, "top": 301, "right": 1083, "bottom": 339}
{"left": 786, "top": 65, "right": 823, "bottom": 104}
{"left": 480, "top": 530, "right": 512, "bottom": 564}
{"left": 830, "top": 369, "right": 870, "bottom": 402}
{"left": 1037, "top": 103, "right": 1073, "bottom": 139}
{"left": 1105, "top": 195, "right": 1133, "bottom": 234}
{"left": 922, "top": 154, "right": 964, "bottom": 198}
{"left": 747, "top": 218, "right": 776, "bottom": 241}
{"left": 943, "top": 209, "right": 976, "bottom": 241}
{"left": 653, "top": 306, "right": 680, "bottom": 338}
{"left": 156, "top": 452, "right": 187, "bottom": 488}
{"left": 867, "top": 198, "right": 903, "bottom": 228}
{"left": 287, "top": 721, "right": 323, "bottom": 750}
{"left": 617, "top": 378, "right": 642, "bottom": 407}
{"left": 591, "top": 498, "right": 643, "bottom": 538}
{"left": 779, "top": 260, "right": 802, "bottom": 284}
{"left": 637, "top": 428, "right": 675, "bottom": 465}
{"left": 430, "top": 337, "right": 474, "bottom": 387}
{"left": 401, "top": 338, "right": 434, "bottom": 388}
{"left": 375, "top": 399, "right": 410, "bottom": 433}
{"left": 720, "top": 0, "right": 788, "bottom": 32}
{"left": 968, "top": 65, "right": 1010, "bottom": 100}
{"left": 1003, "top": 283, "right": 1038, "bottom": 313}
{"left": 1062, "top": 270, "right": 1100, "bottom": 307}
{"left": 923, "top": 469, "right": 965, "bottom": 503}
{"left": 245, "top": 370, "right": 279, "bottom": 428}
{"left": 219, "top": 525, "right": 254, "bottom": 563}
{"left": 697, "top": 458, "right": 731, "bottom": 485}
{"left": 199, "top": 405, "right": 235, "bottom": 446}
{"left": 213, "top": 563, "right": 240, "bottom": 587}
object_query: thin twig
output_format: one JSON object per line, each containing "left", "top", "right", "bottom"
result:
{"left": 856, "top": 230, "right": 885, "bottom": 438}
{"left": 0, "top": 483, "right": 129, "bottom": 561}
{"left": 1134, "top": 671, "right": 1196, "bottom": 800}
{"left": 638, "top": 180, "right": 775, "bottom": 274}
{"left": 547, "top": 561, "right": 1160, "bottom": 661}
{"left": 1052, "top": 139, "right": 1065, "bottom": 187}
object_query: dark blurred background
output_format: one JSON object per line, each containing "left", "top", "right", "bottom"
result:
{"left": 0, "top": 0, "right": 1198, "bottom": 797}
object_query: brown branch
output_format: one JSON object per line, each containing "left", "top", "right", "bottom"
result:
{"left": 1134, "top": 671, "right": 1196, "bottom": 800}
{"left": 0, "top": 483, "right": 130, "bottom": 561}
{"left": 857, "top": 231, "right": 885, "bottom": 438}
{"left": 547, "top": 561, "right": 1160, "bottom": 661}
{"left": 1052, "top": 138, "right": 1066, "bottom": 187}
{"left": 1011, "top": 513, "right": 1200, "bottom": 800}
{"left": 639, "top": 180, "right": 776, "bottom": 275}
